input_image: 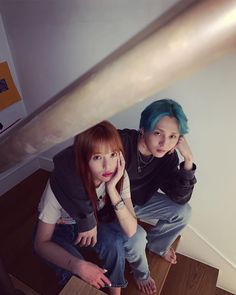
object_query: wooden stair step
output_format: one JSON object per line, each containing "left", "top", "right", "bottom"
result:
{"left": 0, "top": 170, "right": 59, "bottom": 295}
{"left": 215, "top": 287, "right": 235, "bottom": 295}
{"left": 161, "top": 254, "right": 219, "bottom": 295}
{"left": 10, "top": 274, "right": 40, "bottom": 295}
{"left": 122, "top": 236, "right": 180, "bottom": 295}
{"left": 59, "top": 276, "right": 106, "bottom": 295}
{"left": 8, "top": 240, "right": 61, "bottom": 295}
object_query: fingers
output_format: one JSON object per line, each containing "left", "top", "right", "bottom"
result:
{"left": 119, "top": 151, "right": 125, "bottom": 162}
{"left": 74, "top": 227, "right": 97, "bottom": 246}
{"left": 74, "top": 234, "right": 82, "bottom": 245}
{"left": 119, "top": 151, "right": 125, "bottom": 167}
{"left": 92, "top": 278, "right": 110, "bottom": 289}
{"left": 91, "top": 235, "right": 97, "bottom": 247}
{"left": 168, "top": 148, "right": 175, "bottom": 155}
{"left": 178, "top": 135, "right": 185, "bottom": 144}
{"left": 92, "top": 279, "right": 105, "bottom": 289}
{"left": 117, "top": 151, "right": 125, "bottom": 174}
{"left": 101, "top": 270, "right": 112, "bottom": 286}
{"left": 90, "top": 269, "right": 111, "bottom": 289}
{"left": 79, "top": 236, "right": 91, "bottom": 247}
{"left": 74, "top": 235, "right": 91, "bottom": 247}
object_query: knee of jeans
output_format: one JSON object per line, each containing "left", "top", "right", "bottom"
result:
{"left": 130, "top": 225, "right": 147, "bottom": 246}
{"left": 98, "top": 235, "right": 124, "bottom": 255}
{"left": 176, "top": 203, "right": 192, "bottom": 223}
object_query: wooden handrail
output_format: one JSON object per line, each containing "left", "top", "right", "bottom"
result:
{"left": 1, "top": 0, "right": 236, "bottom": 173}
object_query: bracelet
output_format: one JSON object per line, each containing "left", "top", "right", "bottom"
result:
{"left": 112, "top": 198, "right": 125, "bottom": 211}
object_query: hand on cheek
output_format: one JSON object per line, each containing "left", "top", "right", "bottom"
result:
{"left": 106, "top": 152, "right": 125, "bottom": 191}
{"left": 175, "top": 136, "right": 193, "bottom": 169}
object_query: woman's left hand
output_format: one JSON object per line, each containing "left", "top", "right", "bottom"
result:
{"left": 106, "top": 152, "right": 125, "bottom": 192}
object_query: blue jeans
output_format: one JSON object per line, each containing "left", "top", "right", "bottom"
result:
{"left": 123, "top": 225, "right": 150, "bottom": 280}
{"left": 134, "top": 192, "right": 192, "bottom": 256}
{"left": 100, "top": 222, "right": 150, "bottom": 281}
{"left": 51, "top": 222, "right": 127, "bottom": 288}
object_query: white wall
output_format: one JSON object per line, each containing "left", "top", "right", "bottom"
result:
{"left": 0, "top": 11, "right": 36, "bottom": 193}
{"left": 0, "top": 12, "right": 26, "bottom": 137}
{"left": 0, "top": 0, "right": 177, "bottom": 114}
{"left": 110, "top": 52, "right": 236, "bottom": 292}
{"left": 1, "top": 0, "right": 236, "bottom": 292}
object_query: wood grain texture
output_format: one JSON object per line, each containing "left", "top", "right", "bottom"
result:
{"left": 59, "top": 276, "right": 106, "bottom": 295}
{"left": 122, "top": 236, "right": 180, "bottom": 295}
{"left": 161, "top": 254, "right": 219, "bottom": 295}
{"left": 10, "top": 274, "right": 40, "bottom": 295}
{"left": 0, "top": 170, "right": 61, "bottom": 295}
{"left": 0, "top": 169, "right": 223, "bottom": 295}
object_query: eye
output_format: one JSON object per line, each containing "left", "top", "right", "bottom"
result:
{"left": 153, "top": 131, "right": 161, "bottom": 136}
{"left": 170, "top": 134, "right": 177, "bottom": 139}
{"left": 92, "top": 154, "right": 102, "bottom": 160}
{"left": 110, "top": 151, "right": 118, "bottom": 158}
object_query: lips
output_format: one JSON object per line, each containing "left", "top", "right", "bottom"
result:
{"left": 156, "top": 149, "right": 165, "bottom": 153}
{"left": 102, "top": 172, "right": 113, "bottom": 177}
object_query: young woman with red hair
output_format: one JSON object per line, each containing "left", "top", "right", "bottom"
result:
{"left": 34, "top": 121, "right": 153, "bottom": 295}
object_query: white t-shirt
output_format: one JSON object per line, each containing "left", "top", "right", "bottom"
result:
{"left": 38, "top": 171, "right": 131, "bottom": 225}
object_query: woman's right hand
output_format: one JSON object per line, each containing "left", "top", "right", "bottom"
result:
{"left": 74, "top": 226, "right": 97, "bottom": 247}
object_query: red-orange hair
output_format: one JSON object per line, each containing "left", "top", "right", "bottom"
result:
{"left": 74, "top": 121, "right": 124, "bottom": 215}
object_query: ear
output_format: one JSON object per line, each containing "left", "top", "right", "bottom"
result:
{"left": 139, "top": 128, "right": 144, "bottom": 135}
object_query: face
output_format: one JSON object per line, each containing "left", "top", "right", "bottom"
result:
{"left": 88, "top": 144, "right": 119, "bottom": 187}
{"left": 142, "top": 116, "right": 180, "bottom": 158}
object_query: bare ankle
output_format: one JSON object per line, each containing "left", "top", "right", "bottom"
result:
{"left": 135, "top": 276, "right": 157, "bottom": 295}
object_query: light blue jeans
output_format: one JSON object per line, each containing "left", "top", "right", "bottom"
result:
{"left": 98, "top": 222, "right": 149, "bottom": 281}
{"left": 123, "top": 224, "right": 150, "bottom": 280}
{"left": 51, "top": 222, "right": 128, "bottom": 288}
{"left": 133, "top": 192, "right": 192, "bottom": 256}
{"left": 122, "top": 192, "right": 191, "bottom": 282}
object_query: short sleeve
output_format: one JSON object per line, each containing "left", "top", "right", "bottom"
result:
{"left": 121, "top": 170, "right": 131, "bottom": 199}
{"left": 38, "top": 182, "right": 62, "bottom": 224}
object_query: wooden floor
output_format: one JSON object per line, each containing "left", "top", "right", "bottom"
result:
{"left": 0, "top": 170, "right": 61, "bottom": 295}
{"left": 0, "top": 169, "right": 234, "bottom": 295}
{"left": 123, "top": 236, "right": 180, "bottom": 295}
{"left": 161, "top": 254, "right": 218, "bottom": 295}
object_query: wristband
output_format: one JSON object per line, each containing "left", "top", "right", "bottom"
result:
{"left": 113, "top": 199, "right": 125, "bottom": 211}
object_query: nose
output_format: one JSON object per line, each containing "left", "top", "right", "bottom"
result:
{"left": 102, "top": 158, "right": 109, "bottom": 170}
{"left": 159, "top": 136, "right": 166, "bottom": 147}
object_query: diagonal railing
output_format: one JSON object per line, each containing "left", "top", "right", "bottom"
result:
{"left": 1, "top": 0, "right": 236, "bottom": 173}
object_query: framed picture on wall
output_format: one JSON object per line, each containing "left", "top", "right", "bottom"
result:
{"left": 0, "top": 61, "right": 21, "bottom": 111}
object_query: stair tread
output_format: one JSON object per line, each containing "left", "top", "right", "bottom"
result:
{"left": 10, "top": 274, "right": 40, "bottom": 295}
{"left": 0, "top": 170, "right": 59, "bottom": 295}
{"left": 1, "top": 170, "right": 227, "bottom": 295}
{"left": 161, "top": 254, "right": 219, "bottom": 295}
{"left": 122, "top": 236, "right": 180, "bottom": 295}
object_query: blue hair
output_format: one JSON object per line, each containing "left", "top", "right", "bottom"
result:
{"left": 139, "top": 99, "right": 189, "bottom": 135}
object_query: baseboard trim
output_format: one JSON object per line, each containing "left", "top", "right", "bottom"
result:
{"left": 0, "top": 158, "right": 40, "bottom": 196}
{"left": 38, "top": 156, "right": 54, "bottom": 171}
